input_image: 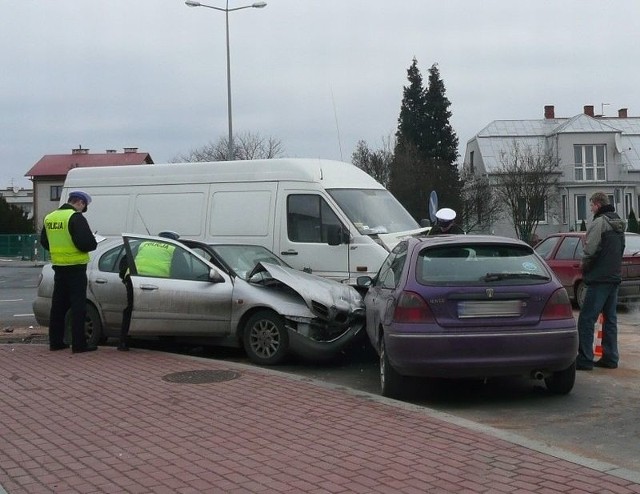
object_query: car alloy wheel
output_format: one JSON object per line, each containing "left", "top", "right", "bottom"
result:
{"left": 63, "top": 304, "right": 103, "bottom": 348}
{"left": 243, "top": 310, "right": 289, "bottom": 365}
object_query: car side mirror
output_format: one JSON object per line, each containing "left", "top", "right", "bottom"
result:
{"left": 356, "top": 275, "right": 373, "bottom": 288}
{"left": 209, "top": 268, "right": 225, "bottom": 283}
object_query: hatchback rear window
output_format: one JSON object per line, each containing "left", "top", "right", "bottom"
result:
{"left": 416, "top": 244, "right": 550, "bottom": 285}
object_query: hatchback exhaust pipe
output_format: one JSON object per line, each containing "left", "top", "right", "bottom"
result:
{"left": 532, "top": 370, "right": 545, "bottom": 380}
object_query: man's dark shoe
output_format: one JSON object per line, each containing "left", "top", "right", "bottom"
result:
{"left": 117, "top": 343, "right": 129, "bottom": 352}
{"left": 72, "top": 347, "right": 98, "bottom": 354}
{"left": 576, "top": 362, "right": 593, "bottom": 371}
{"left": 594, "top": 359, "right": 618, "bottom": 369}
{"left": 50, "top": 344, "right": 70, "bottom": 351}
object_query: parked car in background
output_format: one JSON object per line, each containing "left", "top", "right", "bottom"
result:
{"left": 358, "top": 235, "right": 577, "bottom": 399}
{"left": 534, "top": 232, "right": 640, "bottom": 308}
{"left": 33, "top": 234, "right": 365, "bottom": 365}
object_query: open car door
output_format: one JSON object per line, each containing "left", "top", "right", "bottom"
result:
{"left": 122, "top": 234, "right": 234, "bottom": 337}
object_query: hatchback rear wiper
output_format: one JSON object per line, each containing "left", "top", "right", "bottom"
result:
{"left": 481, "top": 272, "right": 551, "bottom": 282}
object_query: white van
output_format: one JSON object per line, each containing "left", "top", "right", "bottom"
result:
{"left": 61, "top": 158, "right": 427, "bottom": 283}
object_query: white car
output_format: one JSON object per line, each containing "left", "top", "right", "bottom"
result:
{"left": 33, "top": 234, "right": 365, "bottom": 365}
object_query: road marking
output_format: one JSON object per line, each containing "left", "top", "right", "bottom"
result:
{"left": 14, "top": 314, "right": 34, "bottom": 317}
{"left": 1, "top": 299, "right": 23, "bottom": 302}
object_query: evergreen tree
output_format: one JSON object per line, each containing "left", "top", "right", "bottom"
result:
{"left": 394, "top": 58, "right": 426, "bottom": 154}
{"left": 389, "top": 59, "right": 427, "bottom": 220}
{"left": 389, "top": 59, "right": 460, "bottom": 221}
{"left": 628, "top": 209, "right": 639, "bottom": 233}
{"left": 423, "top": 64, "right": 460, "bottom": 214}
{"left": 0, "top": 196, "right": 34, "bottom": 234}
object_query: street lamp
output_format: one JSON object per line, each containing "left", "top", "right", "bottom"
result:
{"left": 185, "top": 0, "right": 267, "bottom": 160}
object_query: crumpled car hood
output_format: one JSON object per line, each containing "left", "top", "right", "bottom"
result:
{"left": 377, "top": 226, "right": 431, "bottom": 251}
{"left": 249, "top": 262, "right": 364, "bottom": 317}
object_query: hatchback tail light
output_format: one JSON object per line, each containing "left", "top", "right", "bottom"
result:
{"left": 393, "top": 291, "right": 435, "bottom": 323}
{"left": 541, "top": 288, "right": 574, "bottom": 320}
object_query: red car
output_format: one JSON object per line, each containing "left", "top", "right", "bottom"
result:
{"left": 535, "top": 232, "right": 640, "bottom": 308}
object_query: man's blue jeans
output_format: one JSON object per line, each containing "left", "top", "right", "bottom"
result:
{"left": 577, "top": 282, "right": 620, "bottom": 367}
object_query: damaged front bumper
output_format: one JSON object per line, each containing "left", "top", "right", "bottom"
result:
{"left": 284, "top": 311, "right": 365, "bottom": 361}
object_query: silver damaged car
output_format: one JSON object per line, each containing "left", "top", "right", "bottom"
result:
{"left": 33, "top": 234, "right": 365, "bottom": 364}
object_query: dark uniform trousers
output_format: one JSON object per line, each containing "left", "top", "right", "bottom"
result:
{"left": 49, "top": 264, "right": 88, "bottom": 351}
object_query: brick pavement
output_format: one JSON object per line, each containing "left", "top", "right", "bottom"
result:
{"left": 1, "top": 344, "right": 639, "bottom": 494}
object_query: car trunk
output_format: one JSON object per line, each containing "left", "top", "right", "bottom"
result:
{"left": 427, "top": 285, "right": 552, "bottom": 330}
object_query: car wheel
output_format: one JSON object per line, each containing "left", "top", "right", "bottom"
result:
{"left": 63, "top": 304, "right": 103, "bottom": 348}
{"left": 544, "top": 362, "right": 576, "bottom": 395}
{"left": 243, "top": 310, "right": 289, "bottom": 365}
{"left": 380, "top": 336, "right": 404, "bottom": 398}
{"left": 576, "top": 282, "right": 587, "bottom": 309}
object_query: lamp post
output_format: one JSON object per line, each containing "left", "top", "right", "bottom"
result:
{"left": 185, "top": 0, "right": 267, "bottom": 160}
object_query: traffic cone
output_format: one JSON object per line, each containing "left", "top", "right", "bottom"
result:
{"left": 593, "top": 314, "right": 604, "bottom": 358}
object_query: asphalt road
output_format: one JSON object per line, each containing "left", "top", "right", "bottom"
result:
{"left": 0, "top": 261, "right": 41, "bottom": 328}
{"left": 3, "top": 262, "right": 640, "bottom": 475}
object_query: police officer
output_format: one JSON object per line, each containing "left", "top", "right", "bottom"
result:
{"left": 41, "top": 190, "right": 98, "bottom": 353}
{"left": 428, "top": 208, "right": 465, "bottom": 235}
{"left": 118, "top": 231, "right": 180, "bottom": 351}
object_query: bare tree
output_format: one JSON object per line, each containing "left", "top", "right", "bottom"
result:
{"left": 351, "top": 135, "right": 394, "bottom": 187}
{"left": 172, "top": 131, "right": 285, "bottom": 162}
{"left": 459, "top": 166, "right": 503, "bottom": 233}
{"left": 493, "top": 141, "right": 560, "bottom": 243}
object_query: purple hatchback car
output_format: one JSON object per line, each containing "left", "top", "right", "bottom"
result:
{"left": 358, "top": 235, "right": 578, "bottom": 398}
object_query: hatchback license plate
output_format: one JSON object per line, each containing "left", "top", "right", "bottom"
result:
{"left": 458, "top": 300, "right": 523, "bottom": 318}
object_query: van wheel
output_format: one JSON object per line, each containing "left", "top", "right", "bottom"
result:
{"left": 380, "top": 336, "right": 404, "bottom": 398}
{"left": 64, "top": 304, "right": 103, "bottom": 348}
{"left": 243, "top": 310, "right": 289, "bottom": 365}
{"left": 576, "top": 282, "right": 587, "bottom": 309}
{"left": 545, "top": 362, "right": 576, "bottom": 395}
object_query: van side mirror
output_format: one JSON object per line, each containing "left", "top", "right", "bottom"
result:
{"left": 420, "top": 218, "right": 432, "bottom": 227}
{"left": 327, "top": 224, "right": 349, "bottom": 246}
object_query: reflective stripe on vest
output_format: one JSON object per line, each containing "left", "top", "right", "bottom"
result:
{"left": 44, "top": 209, "right": 90, "bottom": 266}
{"left": 134, "top": 241, "right": 175, "bottom": 278}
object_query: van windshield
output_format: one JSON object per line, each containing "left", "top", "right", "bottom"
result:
{"left": 328, "top": 189, "right": 419, "bottom": 235}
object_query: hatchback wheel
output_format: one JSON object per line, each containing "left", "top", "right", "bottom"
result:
{"left": 545, "top": 362, "right": 576, "bottom": 395}
{"left": 380, "top": 336, "right": 404, "bottom": 398}
{"left": 243, "top": 310, "right": 289, "bottom": 365}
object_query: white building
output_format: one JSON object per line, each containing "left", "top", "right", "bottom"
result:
{"left": 0, "top": 185, "right": 33, "bottom": 219}
{"left": 463, "top": 105, "right": 640, "bottom": 238}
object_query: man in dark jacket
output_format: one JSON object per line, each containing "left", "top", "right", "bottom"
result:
{"left": 41, "top": 191, "right": 98, "bottom": 353}
{"left": 576, "top": 192, "right": 626, "bottom": 370}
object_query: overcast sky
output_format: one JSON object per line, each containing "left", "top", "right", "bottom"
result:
{"left": 3, "top": 0, "right": 639, "bottom": 188}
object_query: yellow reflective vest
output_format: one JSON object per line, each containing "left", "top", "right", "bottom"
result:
{"left": 44, "top": 209, "right": 90, "bottom": 266}
{"left": 134, "top": 241, "right": 175, "bottom": 278}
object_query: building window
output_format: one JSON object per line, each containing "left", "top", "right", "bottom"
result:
{"left": 625, "top": 193, "right": 633, "bottom": 217}
{"left": 50, "top": 185, "right": 62, "bottom": 201}
{"left": 469, "top": 151, "right": 475, "bottom": 174}
{"left": 561, "top": 195, "right": 568, "bottom": 224}
{"left": 575, "top": 195, "right": 587, "bottom": 225}
{"left": 517, "top": 197, "right": 547, "bottom": 223}
{"left": 574, "top": 144, "right": 606, "bottom": 181}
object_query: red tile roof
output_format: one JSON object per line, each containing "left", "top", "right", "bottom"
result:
{"left": 25, "top": 151, "right": 154, "bottom": 177}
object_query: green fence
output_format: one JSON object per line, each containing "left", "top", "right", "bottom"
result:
{"left": 0, "top": 234, "right": 49, "bottom": 261}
